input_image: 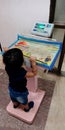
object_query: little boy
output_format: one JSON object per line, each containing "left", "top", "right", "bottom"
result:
{"left": 3, "top": 48, "right": 37, "bottom": 112}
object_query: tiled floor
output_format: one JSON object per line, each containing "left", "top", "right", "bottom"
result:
{"left": 45, "top": 28, "right": 65, "bottom": 130}
{"left": 0, "top": 28, "right": 65, "bottom": 130}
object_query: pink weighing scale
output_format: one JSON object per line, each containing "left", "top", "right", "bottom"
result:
{"left": 6, "top": 34, "right": 62, "bottom": 124}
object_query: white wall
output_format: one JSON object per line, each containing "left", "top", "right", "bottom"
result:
{"left": 0, "top": 0, "right": 50, "bottom": 46}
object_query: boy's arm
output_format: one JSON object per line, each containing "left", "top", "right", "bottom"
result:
{"left": 25, "top": 57, "right": 37, "bottom": 78}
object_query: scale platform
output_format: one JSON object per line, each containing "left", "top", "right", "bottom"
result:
{"left": 6, "top": 89, "right": 45, "bottom": 124}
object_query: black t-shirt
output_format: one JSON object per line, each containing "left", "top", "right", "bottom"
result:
{"left": 5, "top": 66, "right": 27, "bottom": 92}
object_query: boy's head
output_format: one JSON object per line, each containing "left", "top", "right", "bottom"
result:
{"left": 3, "top": 48, "right": 24, "bottom": 68}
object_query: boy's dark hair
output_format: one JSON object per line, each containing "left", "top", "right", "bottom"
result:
{"left": 3, "top": 48, "right": 24, "bottom": 68}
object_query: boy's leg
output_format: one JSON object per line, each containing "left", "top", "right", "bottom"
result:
{"left": 10, "top": 91, "right": 34, "bottom": 111}
{"left": 10, "top": 96, "right": 34, "bottom": 111}
{"left": 10, "top": 96, "right": 20, "bottom": 108}
{"left": 15, "top": 91, "right": 34, "bottom": 112}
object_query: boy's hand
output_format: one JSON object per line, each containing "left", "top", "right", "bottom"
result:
{"left": 3, "top": 47, "right": 9, "bottom": 52}
{"left": 30, "top": 57, "right": 36, "bottom": 63}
